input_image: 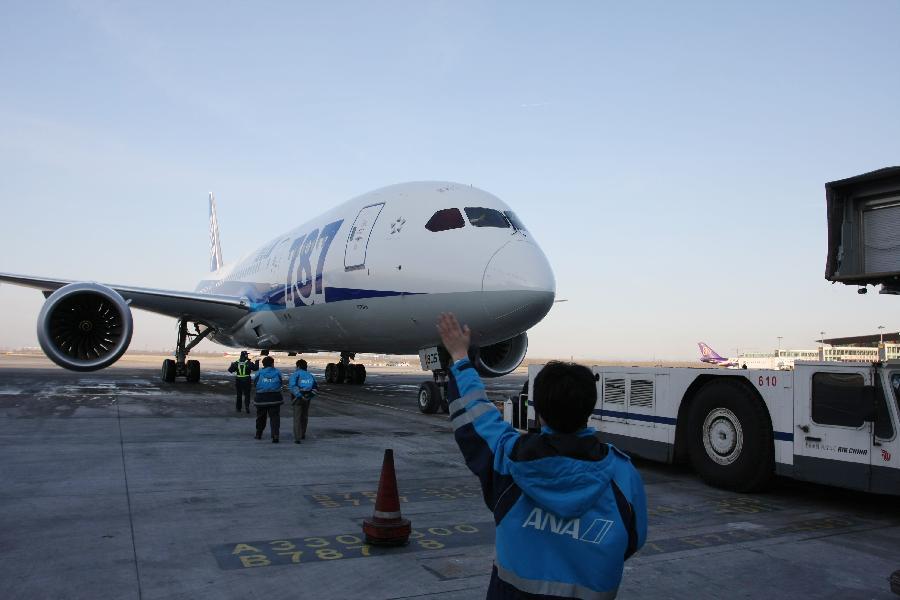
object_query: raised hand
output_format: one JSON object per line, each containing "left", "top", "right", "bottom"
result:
{"left": 436, "top": 312, "right": 471, "bottom": 362}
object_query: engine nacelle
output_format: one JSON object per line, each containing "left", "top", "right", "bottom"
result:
{"left": 470, "top": 333, "right": 528, "bottom": 378}
{"left": 37, "top": 283, "right": 134, "bottom": 372}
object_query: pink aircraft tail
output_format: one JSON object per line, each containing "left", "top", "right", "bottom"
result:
{"left": 698, "top": 342, "right": 725, "bottom": 361}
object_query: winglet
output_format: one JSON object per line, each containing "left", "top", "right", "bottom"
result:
{"left": 209, "top": 192, "right": 224, "bottom": 272}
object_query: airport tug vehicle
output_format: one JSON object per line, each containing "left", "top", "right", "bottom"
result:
{"left": 510, "top": 167, "right": 900, "bottom": 496}
{"left": 514, "top": 360, "right": 900, "bottom": 495}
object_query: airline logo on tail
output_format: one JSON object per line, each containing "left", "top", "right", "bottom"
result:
{"left": 698, "top": 342, "right": 736, "bottom": 367}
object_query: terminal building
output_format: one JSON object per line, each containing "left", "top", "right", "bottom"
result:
{"left": 736, "top": 331, "right": 900, "bottom": 369}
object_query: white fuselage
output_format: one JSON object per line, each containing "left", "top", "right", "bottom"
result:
{"left": 195, "top": 182, "right": 556, "bottom": 355}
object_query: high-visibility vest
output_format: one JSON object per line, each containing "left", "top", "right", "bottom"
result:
{"left": 236, "top": 360, "right": 251, "bottom": 378}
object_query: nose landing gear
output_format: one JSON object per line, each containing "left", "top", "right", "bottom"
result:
{"left": 161, "top": 319, "right": 213, "bottom": 383}
{"left": 418, "top": 369, "right": 450, "bottom": 414}
{"left": 325, "top": 352, "right": 367, "bottom": 385}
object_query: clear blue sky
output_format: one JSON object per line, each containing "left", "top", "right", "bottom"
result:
{"left": 1, "top": 1, "right": 898, "bottom": 360}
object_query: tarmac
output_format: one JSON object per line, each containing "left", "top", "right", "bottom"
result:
{"left": 1, "top": 354, "right": 898, "bottom": 600}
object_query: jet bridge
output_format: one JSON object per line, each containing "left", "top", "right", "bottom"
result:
{"left": 825, "top": 166, "right": 900, "bottom": 293}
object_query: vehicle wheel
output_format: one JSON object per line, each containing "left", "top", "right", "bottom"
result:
{"left": 353, "top": 364, "right": 366, "bottom": 385}
{"left": 161, "top": 359, "right": 176, "bottom": 383}
{"left": 325, "top": 363, "right": 335, "bottom": 383}
{"left": 686, "top": 379, "right": 773, "bottom": 492}
{"left": 335, "top": 363, "right": 347, "bottom": 384}
{"left": 186, "top": 360, "right": 200, "bottom": 383}
{"left": 418, "top": 381, "right": 441, "bottom": 414}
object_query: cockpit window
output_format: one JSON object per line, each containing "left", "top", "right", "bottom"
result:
{"left": 504, "top": 211, "right": 527, "bottom": 231}
{"left": 464, "top": 207, "right": 510, "bottom": 228}
{"left": 425, "top": 208, "right": 465, "bottom": 232}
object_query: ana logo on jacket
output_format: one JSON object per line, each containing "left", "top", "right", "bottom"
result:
{"left": 521, "top": 507, "right": 614, "bottom": 545}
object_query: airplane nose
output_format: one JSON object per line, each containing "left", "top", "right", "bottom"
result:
{"left": 483, "top": 240, "right": 556, "bottom": 294}
{"left": 482, "top": 240, "right": 556, "bottom": 326}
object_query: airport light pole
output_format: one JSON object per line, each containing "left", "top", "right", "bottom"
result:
{"left": 878, "top": 325, "right": 885, "bottom": 345}
{"left": 777, "top": 336, "right": 783, "bottom": 350}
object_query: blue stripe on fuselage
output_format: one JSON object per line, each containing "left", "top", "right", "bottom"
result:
{"left": 324, "top": 287, "right": 420, "bottom": 303}
{"left": 195, "top": 279, "right": 422, "bottom": 311}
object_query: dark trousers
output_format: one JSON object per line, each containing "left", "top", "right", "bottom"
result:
{"left": 255, "top": 403, "right": 281, "bottom": 438}
{"left": 235, "top": 379, "right": 252, "bottom": 411}
{"left": 292, "top": 395, "right": 310, "bottom": 440}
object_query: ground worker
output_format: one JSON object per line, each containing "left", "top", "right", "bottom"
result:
{"left": 288, "top": 359, "right": 318, "bottom": 443}
{"left": 437, "top": 312, "right": 647, "bottom": 599}
{"left": 227, "top": 351, "right": 258, "bottom": 413}
{"left": 253, "top": 355, "right": 284, "bottom": 443}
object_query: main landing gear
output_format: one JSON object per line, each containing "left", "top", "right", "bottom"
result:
{"left": 418, "top": 370, "right": 450, "bottom": 414}
{"left": 324, "top": 352, "right": 367, "bottom": 385}
{"left": 161, "top": 319, "right": 214, "bottom": 383}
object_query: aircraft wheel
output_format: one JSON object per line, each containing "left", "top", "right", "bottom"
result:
{"left": 418, "top": 381, "right": 440, "bottom": 414}
{"left": 335, "top": 363, "right": 347, "bottom": 384}
{"left": 687, "top": 379, "right": 773, "bottom": 492}
{"left": 161, "top": 359, "right": 177, "bottom": 383}
{"left": 353, "top": 364, "right": 366, "bottom": 385}
{"left": 186, "top": 360, "right": 200, "bottom": 383}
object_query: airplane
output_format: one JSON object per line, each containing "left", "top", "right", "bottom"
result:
{"left": 0, "top": 182, "right": 556, "bottom": 413}
{"left": 697, "top": 342, "right": 738, "bottom": 368}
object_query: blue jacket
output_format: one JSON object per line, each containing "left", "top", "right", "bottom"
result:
{"left": 253, "top": 367, "right": 283, "bottom": 394}
{"left": 288, "top": 369, "right": 318, "bottom": 397}
{"left": 449, "top": 358, "right": 647, "bottom": 600}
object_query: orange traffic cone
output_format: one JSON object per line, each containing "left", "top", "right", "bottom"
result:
{"left": 363, "top": 449, "right": 411, "bottom": 546}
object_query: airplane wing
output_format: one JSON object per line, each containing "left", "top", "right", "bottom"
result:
{"left": 0, "top": 272, "right": 250, "bottom": 328}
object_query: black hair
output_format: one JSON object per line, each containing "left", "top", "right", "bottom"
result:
{"left": 262, "top": 356, "right": 275, "bottom": 367}
{"left": 297, "top": 359, "right": 307, "bottom": 370}
{"left": 532, "top": 361, "right": 597, "bottom": 433}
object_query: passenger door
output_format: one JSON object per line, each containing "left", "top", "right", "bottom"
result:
{"left": 794, "top": 366, "right": 875, "bottom": 491}
{"left": 344, "top": 203, "right": 385, "bottom": 270}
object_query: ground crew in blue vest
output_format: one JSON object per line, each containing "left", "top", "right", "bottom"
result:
{"left": 253, "top": 355, "right": 284, "bottom": 443}
{"left": 437, "top": 312, "right": 647, "bottom": 600}
{"left": 228, "top": 351, "right": 259, "bottom": 413}
{"left": 288, "top": 359, "right": 318, "bottom": 443}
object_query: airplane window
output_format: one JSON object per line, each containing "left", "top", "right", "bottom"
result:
{"left": 504, "top": 211, "right": 527, "bottom": 231}
{"left": 425, "top": 208, "right": 465, "bottom": 232}
{"left": 464, "top": 207, "right": 510, "bottom": 228}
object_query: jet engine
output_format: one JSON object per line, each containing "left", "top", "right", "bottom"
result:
{"left": 470, "top": 332, "right": 528, "bottom": 378}
{"left": 37, "top": 283, "right": 134, "bottom": 371}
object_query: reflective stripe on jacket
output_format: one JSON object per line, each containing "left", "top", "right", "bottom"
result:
{"left": 228, "top": 359, "right": 258, "bottom": 379}
{"left": 449, "top": 358, "right": 647, "bottom": 600}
